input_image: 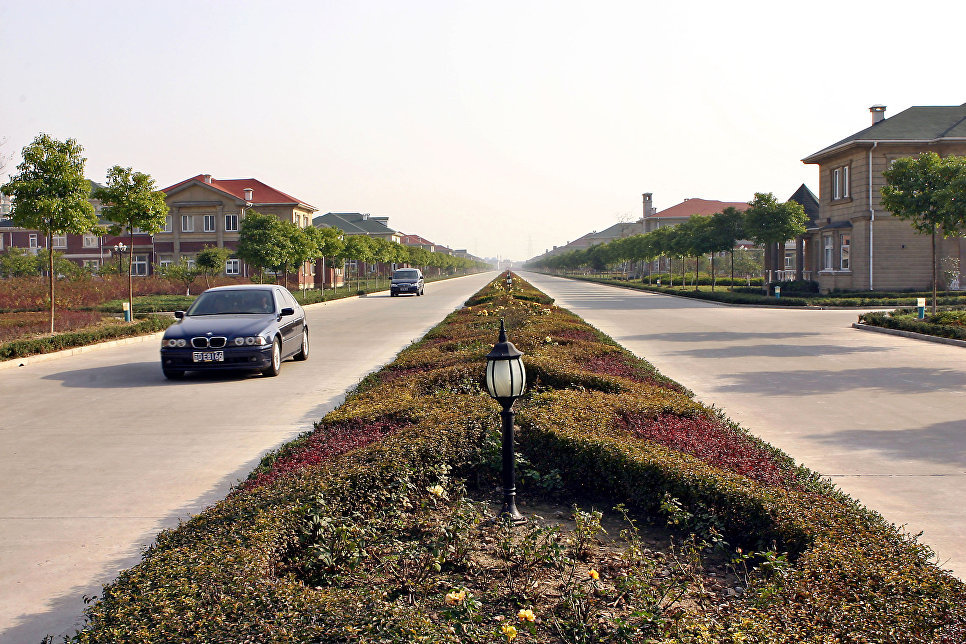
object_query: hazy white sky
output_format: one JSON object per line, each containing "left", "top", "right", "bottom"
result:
{"left": 1, "top": 0, "right": 963, "bottom": 260}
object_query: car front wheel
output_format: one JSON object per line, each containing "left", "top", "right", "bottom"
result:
{"left": 294, "top": 328, "right": 309, "bottom": 361}
{"left": 262, "top": 337, "right": 282, "bottom": 377}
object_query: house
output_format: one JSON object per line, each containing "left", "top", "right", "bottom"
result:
{"left": 158, "top": 174, "right": 318, "bottom": 284}
{"left": 0, "top": 181, "right": 156, "bottom": 273}
{"left": 801, "top": 103, "right": 966, "bottom": 292}
{"left": 312, "top": 212, "right": 402, "bottom": 244}
{"left": 400, "top": 233, "right": 437, "bottom": 253}
{"left": 778, "top": 184, "right": 820, "bottom": 282}
{"left": 642, "top": 195, "right": 751, "bottom": 272}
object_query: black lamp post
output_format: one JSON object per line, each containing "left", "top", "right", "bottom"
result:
{"left": 485, "top": 319, "right": 526, "bottom": 523}
{"left": 505, "top": 271, "right": 512, "bottom": 289}
{"left": 113, "top": 242, "right": 127, "bottom": 273}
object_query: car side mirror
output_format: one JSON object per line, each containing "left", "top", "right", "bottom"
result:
{"left": 280, "top": 307, "right": 295, "bottom": 317}
{"left": 174, "top": 311, "right": 185, "bottom": 319}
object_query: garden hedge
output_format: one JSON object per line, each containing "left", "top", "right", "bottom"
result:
{"left": 0, "top": 315, "right": 173, "bottom": 360}
{"left": 860, "top": 308, "right": 966, "bottom": 341}
{"left": 63, "top": 274, "right": 965, "bottom": 642}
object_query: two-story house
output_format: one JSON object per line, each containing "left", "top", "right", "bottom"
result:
{"left": 802, "top": 103, "right": 966, "bottom": 292}
{"left": 643, "top": 196, "right": 751, "bottom": 273}
{"left": 158, "top": 174, "right": 317, "bottom": 284}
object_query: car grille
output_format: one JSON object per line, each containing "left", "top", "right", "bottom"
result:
{"left": 191, "top": 336, "right": 227, "bottom": 349}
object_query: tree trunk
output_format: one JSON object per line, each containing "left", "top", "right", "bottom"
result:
{"left": 128, "top": 229, "right": 135, "bottom": 320}
{"left": 932, "top": 226, "right": 938, "bottom": 314}
{"left": 730, "top": 251, "right": 735, "bottom": 292}
{"left": 48, "top": 232, "right": 55, "bottom": 333}
{"left": 711, "top": 254, "right": 715, "bottom": 292}
{"left": 694, "top": 256, "right": 699, "bottom": 291}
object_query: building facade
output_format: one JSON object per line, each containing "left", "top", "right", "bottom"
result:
{"left": 802, "top": 103, "right": 966, "bottom": 292}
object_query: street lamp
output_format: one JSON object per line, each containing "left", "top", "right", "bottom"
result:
{"left": 113, "top": 242, "right": 127, "bottom": 273}
{"left": 485, "top": 319, "right": 527, "bottom": 523}
{"left": 505, "top": 271, "right": 512, "bottom": 289}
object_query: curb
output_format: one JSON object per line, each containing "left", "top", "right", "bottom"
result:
{"left": 851, "top": 322, "right": 966, "bottom": 348}
{"left": 0, "top": 330, "right": 167, "bottom": 371}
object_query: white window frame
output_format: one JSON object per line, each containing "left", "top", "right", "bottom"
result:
{"left": 132, "top": 254, "right": 149, "bottom": 276}
{"left": 163, "top": 215, "right": 172, "bottom": 233}
{"left": 83, "top": 234, "right": 99, "bottom": 248}
{"left": 158, "top": 258, "right": 172, "bottom": 269}
{"left": 203, "top": 214, "right": 216, "bottom": 233}
{"left": 82, "top": 259, "right": 99, "bottom": 270}
{"left": 52, "top": 234, "right": 67, "bottom": 248}
{"left": 186, "top": 258, "right": 196, "bottom": 269}
{"left": 225, "top": 214, "right": 239, "bottom": 232}
{"left": 840, "top": 233, "right": 851, "bottom": 270}
{"left": 823, "top": 233, "right": 834, "bottom": 270}
{"left": 29, "top": 234, "right": 38, "bottom": 249}
{"left": 841, "top": 165, "right": 849, "bottom": 198}
{"left": 181, "top": 215, "right": 194, "bottom": 232}
{"left": 225, "top": 258, "right": 240, "bottom": 275}
{"left": 832, "top": 168, "right": 841, "bottom": 200}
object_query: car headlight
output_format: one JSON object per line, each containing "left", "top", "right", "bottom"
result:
{"left": 234, "top": 336, "right": 268, "bottom": 346}
{"left": 234, "top": 337, "right": 246, "bottom": 346}
{"left": 163, "top": 338, "right": 187, "bottom": 348}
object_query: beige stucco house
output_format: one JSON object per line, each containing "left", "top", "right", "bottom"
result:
{"left": 802, "top": 104, "right": 966, "bottom": 292}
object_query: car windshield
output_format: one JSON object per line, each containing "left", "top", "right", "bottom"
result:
{"left": 393, "top": 270, "right": 419, "bottom": 280}
{"left": 187, "top": 290, "right": 275, "bottom": 315}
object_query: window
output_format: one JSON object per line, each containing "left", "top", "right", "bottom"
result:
{"left": 158, "top": 258, "right": 172, "bottom": 269}
{"left": 784, "top": 252, "right": 794, "bottom": 270}
{"left": 823, "top": 234, "right": 834, "bottom": 270}
{"left": 832, "top": 165, "right": 850, "bottom": 200}
{"left": 840, "top": 233, "right": 851, "bottom": 270}
{"left": 181, "top": 215, "right": 194, "bottom": 232}
{"left": 131, "top": 227, "right": 143, "bottom": 234}
{"left": 29, "top": 234, "right": 38, "bottom": 248}
{"left": 82, "top": 259, "right": 99, "bottom": 270}
{"left": 225, "top": 258, "right": 240, "bottom": 275}
{"left": 225, "top": 214, "right": 238, "bottom": 232}
{"left": 52, "top": 234, "right": 67, "bottom": 248}
{"left": 186, "top": 258, "right": 196, "bottom": 269}
{"left": 83, "top": 234, "right": 99, "bottom": 248}
{"left": 132, "top": 254, "right": 149, "bottom": 276}
{"left": 163, "top": 216, "right": 172, "bottom": 233}
{"left": 203, "top": 214, "right": 216, "bottom": 232}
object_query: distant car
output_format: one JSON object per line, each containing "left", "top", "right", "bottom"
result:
{"left": 159, "top": 284, "right": 308, "bottom": 379}
{"left": 390, "top": 268, "right": 424, "bottom": 297}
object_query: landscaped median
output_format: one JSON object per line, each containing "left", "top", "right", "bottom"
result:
{"left": 63, "top": 274, "right": 965, "bottom": 643}
{"left": 858, "top": 308, "right": 966, "bottom": 344}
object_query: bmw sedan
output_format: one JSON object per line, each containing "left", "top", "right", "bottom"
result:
{"left": 160, "top": 284, "right": 308, "bottom": 379}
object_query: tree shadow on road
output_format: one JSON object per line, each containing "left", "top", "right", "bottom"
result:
{"left": 40, "top": 362, "right": 265, "bottom": 388}
{"left": 666, "top": 343, "right": 890, "bottom": 359}
{"left": 805, "top": 419, "right": 966, "bottom": 468}
{"left": 713, "top": 366, "right": 966, "bottom": 396}
{"left": 620, "top": 331, "right": 825, "bottom": 343}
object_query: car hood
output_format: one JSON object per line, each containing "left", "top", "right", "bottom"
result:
{"left": 165, "top": 314, "right": 277, "bottom": 338}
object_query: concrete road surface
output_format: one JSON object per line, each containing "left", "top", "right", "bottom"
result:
{"left": 523, "top": 272, "right": 966, "bottom": 580}
{"left": 0, "top": 272, "right": 495, "bottom": 644}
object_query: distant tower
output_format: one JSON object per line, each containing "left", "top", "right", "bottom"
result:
{"left": 642, "top": 193, "right": 655, "bottom": 219}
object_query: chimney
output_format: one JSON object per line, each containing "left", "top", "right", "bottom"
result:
{"left": 642, "top": 192, "right": 655, "bottom": 218}
{"left": 870, "top": 105, "right": 887, "bottom": 124}
{"left": 203, "top": 174, "right": 212, "bottom": 184}
{"left": 244, "top": 187, "right": 253, "bottom": 201}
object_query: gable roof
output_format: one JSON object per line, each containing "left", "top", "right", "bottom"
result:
{"left": 162, "top": 175, "right": 317, "bottom": 211}
{"left": 312, "top": 212, "right": 399, "bottom": 236}
{"left": 646, "top": 198, "right": 750, "bottom": 219}
{"left": 788, "top": 184, "right": 819, "bottom": 224}
{"left": 803, "top": 103, "right": 966, "bottom": 163}
{"left": 400, "top": 233, "right": 435, "bottom": 246}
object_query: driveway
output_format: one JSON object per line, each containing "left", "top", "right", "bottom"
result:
{"left": 522, "top": 272, "right": 966, "bottom": 580}
{"left": 0, "top": 272, "right": 495, "bottom": 643}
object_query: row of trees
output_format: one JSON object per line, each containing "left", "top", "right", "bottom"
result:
{"left": 527, "top": 193, "right": 808, "bottom": 291}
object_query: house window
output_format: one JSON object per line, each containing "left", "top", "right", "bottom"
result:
{"left": 163, "top": 216, "right": 172, "bottom": 233}
{"left": 832, "top": 165, "right": 850, "bottom": 200}
{"left": 784, "top": 252, "right": 794, "bottom": 270}
{"left": 29, "top": 234, "right": 38, "bottom": 248}
{"left": 182, "top": 215, "right": 194, "bottom": 232}
{"left": 186, "top": 258, "right": 196, "bottom": 269}
{"left": 52, "top": 234, "right": 67, "bottom": 248}
{"left": 840, "top": 233, "right": 851, "bottom": 270}
{"left": 132, "top": 254, "right": 149, "bottom": 276}
{"left": 225, "top": 214, "right": 238, "bottom": 232}
{"left": 83, "top": 234, "right": 99, "bottom": 248}
{"left": 203, "top": 214, "right": 216, "bottom": 232}
{"left": 82, "top": 259, "right": 99, "bottom": 270}
{"left": 823, "top": 234, "right": 834, "bottom": 270}
{"left": 225, "top": 258, "right": 240, "bottom": 275}
{"left": 158, "top": 258, "right": 172, "bottom": 269}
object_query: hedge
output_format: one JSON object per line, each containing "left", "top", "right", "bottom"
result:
{"left": 0, "top": 315, "right": 173, "bottom": 360}
{"left": 62, "top": 274, "right": 965, "bottom": 642}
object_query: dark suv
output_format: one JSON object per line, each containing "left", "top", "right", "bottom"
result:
{"left": 390, "top": 268, "right": 424, "bottom": 296}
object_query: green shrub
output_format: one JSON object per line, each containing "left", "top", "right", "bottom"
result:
{"left": 0, "top": 315, "right": 173, "bottom": 360}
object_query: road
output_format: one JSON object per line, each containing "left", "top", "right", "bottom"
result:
{"left": 522, "top": 272, "right": 966, "bottom": 580}
{"left": 0, "top": 271, "right": 496, "bottom": 644}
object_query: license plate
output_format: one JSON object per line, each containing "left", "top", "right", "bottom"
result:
{"left": 193, "top": 351, "right": 224, "bottom": 363}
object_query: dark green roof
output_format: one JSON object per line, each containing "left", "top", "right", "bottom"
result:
{"left": 803, "top": 104, "right": 966, "bottom": 162}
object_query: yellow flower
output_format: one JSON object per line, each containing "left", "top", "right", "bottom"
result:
{"left": 588, "top": 569, "right": 600, "bottom": 581}
{"left": 501, "top": 624, "right": 518, "bottom": 640}
{"left": 517, "top": 608, "right": 535, "bottom": 622}
{"left": 445, "top": 589, "right": 466, "bottom": 605}
{"left": 428, "top": 484, "right": 445, "bottom": 497}
{"left": 544, "top": 336, "right": 553, "bottom": 343}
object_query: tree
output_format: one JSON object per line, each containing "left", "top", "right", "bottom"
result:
{"left": 157, "top": 258, "right": 200, "bottom": 295}
{"left": 284, "top": 223, "right": 315, "bottom": 292}
{"left": 743, "top": 192, "right": 808, "bottom": 293}
{"left": 711, "top": 207, "right": 746, "bottom": 291}
{"left": 881, "top": 152, "right": 966, "bottom": 312}
{"left": 93, "top": 165, "right": 170, "bottom": 316}
{"left": 305, "top": 226, "right": 345, "bottom": 295}
{"left": 1, "top": 134, "right": 97, "bottom": 332}
{"left": 195, "top": 245, "right": 232, "bottom": 288}
{"left": 343, "top": 235, "right": 374, "bottom": 290}
{"left": 648, "top": 226, "right": 678, "bottom": 286}
{"left": 237, "top": 210, "right": 289, "bottom": 283}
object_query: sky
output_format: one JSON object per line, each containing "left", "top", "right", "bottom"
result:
{"left": 1, "top": 0, "right": 964, "bottom": 261}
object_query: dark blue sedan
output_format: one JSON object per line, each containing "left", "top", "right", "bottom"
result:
{"left": 160, "top": 284, "right": 308, "bottom": 379}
